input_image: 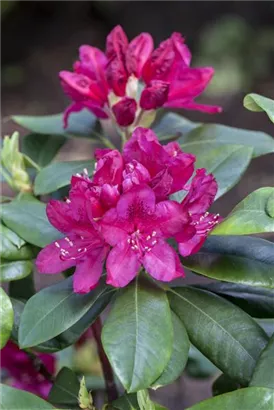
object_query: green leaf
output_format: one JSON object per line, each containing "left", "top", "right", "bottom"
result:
{"left": 1, "top": 225, "right": 34, "bottom": 260}
{"left": 187, "top": 387, "right": 274, "bottom": 410}
{"left": 152, "top": 311, "right": 189, "bottom": 388}
{"left": 212, "top": 374, "right": 240, "bottom": 397}
{"left": 102, "top": 278, "right": 173, "bottom": 392}
{"left": 195, "top": 282, "right": 274, "bottom": 319}
{"left": 212, "top": 188, "right": 274, "bottom": 235}
{"left": 181, "top": 143, "right": 253, "bottom": 199}
{"left": 137, "top": 390, "right": 155, "bottom": 410}
{"left": 256, "top": 319, "right": 274, "bottom": 338}
{"left": 19, "top": 276, "right": 113, "bottom": 348}
{"left": 186, "top": 346, "right": 217, "bottom": 379}
{"left": 112, "top": 393, "right": 139, "bottom": 410}
{"left": 48, "top": 367, "right": 80, "bottom": 406}
{"left": 12, "top": 109, "right": 97, "bottom": 138}
{"left": 0, "top": 260, "right": 33, "bottom": 282}
{"left": 34, "top": 160, "right": 94, "bottom": 195}
{"left": 0, "top": 384, "right": 56, "bottom": 409}
{"left": 179, "top": 123, "right": 274, "bottom": 158}
{"left": 9, "top": 273, "right": 35, "bottom": 301}
{"left": 244, "top": 93, "right": 274, "bottom": 123}
{"left": 169, "top": 287, "right": 268, "bottom": 385}
{"left": 183, "top": 235, "right": 274, "bottom": 289}
{"left": 22, "top": 134, "right": 67, "bottom": 167}
{"left": 0, "top": 288, "right": 14, "bottom": 348}
{"left": 250, "top": 334, "right": 274, "bottom": 389}
{"left": 153, "top": 112, "right": 199, "bottom": 140}
{"left": 1, "top": 198, "right": 61, "bottom": 247}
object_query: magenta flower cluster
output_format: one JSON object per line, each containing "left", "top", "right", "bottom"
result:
{"left": 1, "top": 341, "right": 55, "bottom": 399}
{"left": 36, "top": 127, "right": 221, "bottom": 293}
{"left": 60, "top": 25, "right": 221, "bottom": 128}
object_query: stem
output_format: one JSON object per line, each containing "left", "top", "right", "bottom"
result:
{"left": 26, "top": 351, "right": 54, "bottom": 382}
{"left": 91, "top": 317, "right": 118, "bottom": 402}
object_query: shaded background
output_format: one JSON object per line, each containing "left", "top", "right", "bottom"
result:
{"left": 1, "top": 1, "right": 274, "bottom": 408}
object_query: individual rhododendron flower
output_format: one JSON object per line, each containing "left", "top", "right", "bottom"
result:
{"left": 36, "top": 127, "right": 221, "bottom": 292}
{"left": 60, "top": 26, "right": 221, "bottom": 131}
{"left": 1, "top": 341, "right": 55, "bottom": 399}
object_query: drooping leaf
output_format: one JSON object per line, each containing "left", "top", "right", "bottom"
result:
{"left": 19, "top": 277, "right": 113, "bottom": 348}
{"left": 153, "top": 112, "right": 199, "bottom": 141}
{"left": 195, "top": 282, "right": 274, "bottom": 318}
{"left": 169, "top": 287, "right": 268, "bottom": 385}
{"left": 22, "top": 134, "right": 67, "bottom": 167}
{"left": 12, "top": 109, "right": 97, "bottom": 138}
{"left": 0, "top": 288, "right": 14, "bottom": 348}
{"left": 102, "top": 277, "right": 173, "bottom": 392}
{"left": 183, "top": 235, "right": 274, "bottom": 289}
{"left": 152, "top": 311, "right": 189, "bottom": 388}
{"left": 181, "top": 143, "right": 253, "bottom": 199}
{"left": 250, "top": 334, "right": 274, "bottom": 389}
{"left": 0, "top": 384, "right": 56, "bottom": 409}
{"left": 187, "top": 387, "right": 274, "bottom": 410}
{"left": 0, "top": 260, "right": 33, "bottom": 282}
{"left": 212, "top": 187, "right": 274, "bottom": 235}
{"left": 48, "top": 367, "right": 80, "bottom": 406}
{"left": 1, "top": 198, "right": 61, "bottom": 247}
{"left": 244, "top": 93, "right": 274, "bottom": 123}
{"left": 179, "top": 123, "right": 274, "bottom": 158}
{"left": 212, "top": 373, "right": 240, "bottom": 397}
{"left": 34, "top": 160, "right": 94, "bottom": 195}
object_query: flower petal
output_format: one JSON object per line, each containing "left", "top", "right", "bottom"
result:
{"left": 36, "top": 241, "right": 75, "bottom": 274}
{"left": 112, "top": 97, "right": 137, "bottom": 126}
{"left": 73, "top": 246, "right": 109, "bottom": 294}
{"left": 178, "top": 233, "right": 206, "bottom": 257}
{"left": 93, "top": 149, "right": 124, "bottom": 186}
{"left": 126, "top": 33, "right": 153, "bottom": 77}
{"left": 46, "top": 200, "right": 73, "bottom": 233}
{"left": 106, "top": 241, "right": 141, "bottom": 287}
{"left": 140, "top": 80, "right": 169, "bottom": 110}
{"left": 154, "top": 200, "right": 189, "bottom": 237}
{"left": 143, "top": 241, "right": 181, "bottom": 282}
{"left": 100, "top": 208, "right": 130, "bottom": 246}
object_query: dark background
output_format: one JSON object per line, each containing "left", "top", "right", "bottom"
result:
{"left": 1, "top": 2, "right": 274, "bottom": 408}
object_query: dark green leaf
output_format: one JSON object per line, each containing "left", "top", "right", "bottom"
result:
{"left": 19, "top": 276, "right": 113, "bottom": 348}
{"left": 250, "top": 334, "right": 274, "bottom": 389}
{"left": 183, "top": 236, "right": 274, "bottom": 289}
{"left": 187, "top": 387, "right": 274, "bottom": 410}
{"left": 1, "top": 225, "right": 34, "bottom": 261}
{"left": 195, "top": 282, "right": 274, "bottom": 318}
{"left": 9, "top": 273, "right": 35, "bottom": 301}
{"left": 181, "top": 143, "right": 253, "bottom": 199}
{"left": 152, "top": 311, "right": 189, "bottom": 387}
{"left": 0, "top": 260, "right": 33, "bottom": 282}
{"left": 102, "top": 278, "right": 173, "bottom": 392}
{"left": 256, "top": 319, "right": 274, "bottom": 338}
{"left": 212, "top": 374, "right": 240, "bottom": 397}
{"left": 0, "top": 384, "right": 56, "bottom": 409}
{"left": 0, "top": 288, "right": 14, "bottom": 348}
{"left": 186, "top": 346, "right": 217, "bottom": 379}
{"left": 112, "top": 393, "right": 139, "bottom": 410}
{"left": 22, "top": 134, "right": 67, "bottom": 167}
{"left": 169, "top": 287, "right": 268, "bottom": 385}
{"left": 153, "top": 112, "right": 198, "bottom": 140}
{"left": 244, "top": 93, "right": 274, "bottom": 123}
{"left": 34, "top": 160, "right": 94, "bottom": 195}
{"left": 1, "top": 198, "right": 61, "bottom": 247}
{"left": 12, "top": 109, "right": 97, "bottom": 138}
{"left": 179, "top": 123, "right": 274, "bottom": 158}
{"left": 212, "top": 187, "right": 274, "bottom": 235}
{"left": 48, "top": 367, "right": 80, "bottom": 406}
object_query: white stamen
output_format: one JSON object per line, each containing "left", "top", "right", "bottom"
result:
{"left": 80, "top": 236, "right": 84, "bottom": 240}
{"left": 66, "top": 198, "right": 71, "bottom": 204}
{"left": 136, "top": 229, "right": 140, "bottom": 234}
{"left": 69, "top": 241, "right": 74, "bottom": 247}
{"left": 152, "top": 240, "right": 157, "bottom": 245}
{"left": 131, "top": 246, "right": 136, "bottom": 250}
{"left": 146, "top": 248, "right": 151, "bottom": 252}
{"left": 65, "top": 237, "right": 70, "bottom": 242}
{"left": 55, "top": 242, "right": 60, "bottom": 248}
{"left": 146, "top": 235, "right": 151, "bottom": 241}
{"left": 76, "top": 173, "right": 81, "bottom": 177}
{"left": 152, "top": 231, "right": 157, "bottom": 237}
{"left": 83, "top": 168, "right": 88, "bottom": 176}
{"left": 127, "top": 238, "right": 131, "bottom": 243}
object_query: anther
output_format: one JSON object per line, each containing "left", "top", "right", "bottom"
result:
{"left": 66, "top": 198, "right": 71, "bottom": 204}
{"left": 127, "top": 238, "right": 131, "bottom": 243}
{"left": 152, "top": 231, "right": 156, "bottom": 237}
{"left": 83, "top": 168, "right": 88, "bottom": 176}
{"left": 69, "top": 241, "right": 74, "bottom": 247}
{"left": 152, "top": 240, "right": 157, "bottom": 245}
{"left": 76, "top": 173, "right": 81, "bottom": 177}
{"left": 55, "top": 242, "right": 60, "bottom": 248}
{"left": 65, "top": 237, "right": 70, "bottom": 242}
{"left": 146, "top": 235, "right": 151, "bottom": 241}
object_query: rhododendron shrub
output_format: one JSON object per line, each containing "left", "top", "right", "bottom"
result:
{"left": 1, "top": 26, "right": 274, "bottom": 410}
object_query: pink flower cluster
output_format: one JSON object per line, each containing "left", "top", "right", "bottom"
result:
{"left": 60, "top": 26, "right": 221, "bottom": 128}
{"left": 1, "top": 341, "right": 55, "bottom": 399}
{"left": 37, "top": 128, "right": 221, "bottom": 293}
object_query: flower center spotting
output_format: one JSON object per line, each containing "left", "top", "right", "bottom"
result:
{"left": 128, "top": 229, "right": 158, "bottom": 256}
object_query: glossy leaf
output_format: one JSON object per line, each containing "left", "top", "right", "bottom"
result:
{"left": 195, "top": 282, "right": 274, "bottom": 318}
{"left": 152, "top": 311, "right": 189, "bottom": 388}
{"left": 187, "top": 387, "right": 274, "bottom": 410}
{"left": 12, "top": 109, "right": 97, "bottom": 138}
{"left": 1, "top": 260, "right": 33, "bottom": 282}
{"left": 181, "top": 143, "right": 253, "bottom": 199}
{"left": 169, "top": 287, "right": 268, "bottom": 385}
{"left": 256, "top": 319, "right": 274, "bottom": 338}
{"left": 244, "top": 93, "right": 274, "bottom": 123}
{"left": 250, "top": 334, "right": 274, "bottom": 389}
{"left": 48, "top": 367, "right": 80, "bottom": 406}
{"left": 212, "top": 374, "right": 240, "bottom": 397}
{"left": 34, "top": 160, "right": 94, "bottom": 195}
{"left": 102, "top": 278, "right": 173, "bottom": 392}
{"left": 1, "top": 224, "right": 34, "bottom": 261}
{"left": 213, "top": 187, "right": 274, "bottom": 235}
{"left": 22, "top": 134, "right": 67, "bottom": 167}
{"left": 112, "top": 393, "right": 139, "bottom": 410}
{"left": 19, "top": 276, "right": 113, "bottom": 348}
{"left": 1, "top": 198, "right": 61, "bottom": 247}
{"left": 0, "top": 384, "right": 56, "bottom": 409}
{"left": 0, "top": 288, "right": 14, "bottom": 348}
{"left": 1, "top": 224, "right": 25, "bottom": 248}
{"left": 179, "top": 123, "right": 274, "bottom": 158}
{"left": 153, "top": 112, "right": 198, "bottom": 141}
{"left": 183, "top": 235, "right": 274, "bottom": 289}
